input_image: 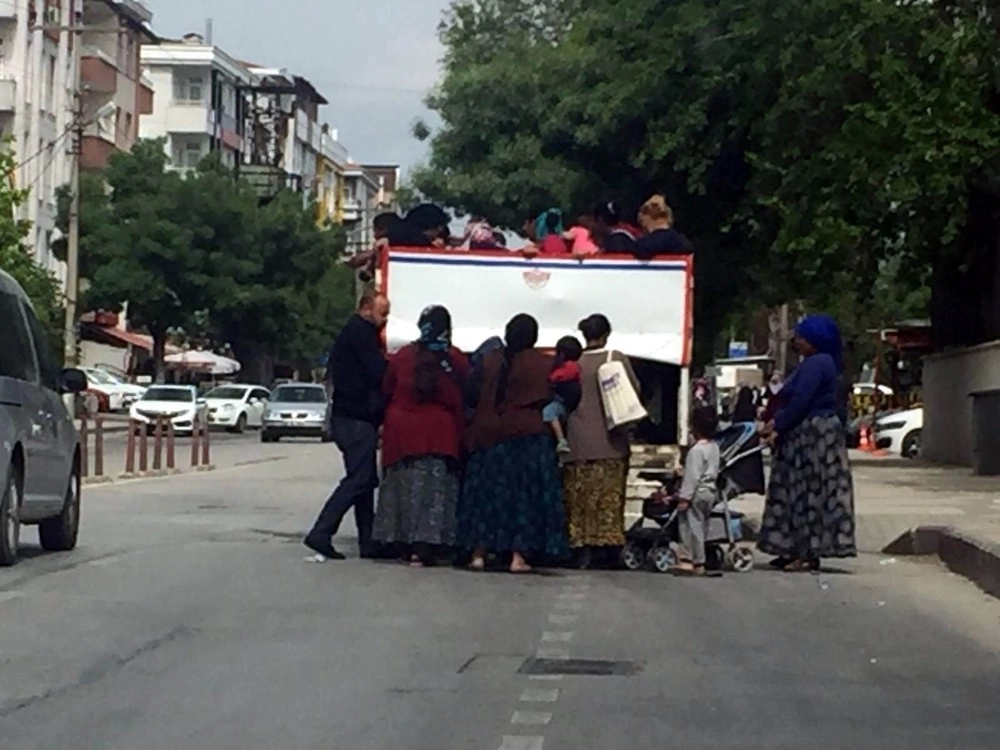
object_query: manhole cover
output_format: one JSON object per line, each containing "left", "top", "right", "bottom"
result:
{"left": 518, "top": 658, "right": 642, "bottom": 676}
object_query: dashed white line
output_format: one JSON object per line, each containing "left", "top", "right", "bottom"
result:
{"left": 556, "top": 591, "right": 586, "bottom": 600}
{"left": 511, "top": 710, "right": 553, "bottom": 726}
{"left": 500, "top": 736, "right": 544, "bottom": 750}
{"left": 535, "top": 647, "right": 570, "bottom": 660}
{"left": 548, "top": 613, "right": 578, "bottom": 625}
{"left": 520, "top": 688, "right": 560, "bottom": 703}
{"left": 541, "top": 631, "right": 574, "bottom": 642}
{"left": 553, "top": 600, "right": 583, "bottom": 611}
{"left": 528, "top": 674, "right": 564, "bottom": 681}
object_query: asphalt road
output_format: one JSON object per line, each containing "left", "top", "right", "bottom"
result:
{"left": 1, "top": 451, "right": 999, "bottom": 749}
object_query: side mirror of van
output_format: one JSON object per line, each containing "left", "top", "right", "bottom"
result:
{"left": 58, "top": 368, "right": 88, "bottom": 394}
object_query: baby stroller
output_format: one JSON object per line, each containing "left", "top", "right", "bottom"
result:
{"left": 621, "top": 422, "right": 766, "bottom": 573}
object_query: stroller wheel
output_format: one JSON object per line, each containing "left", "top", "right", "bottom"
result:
{"left": 621, "top": 542, "right": 647, "bottom": 571}
{"left": 727, "top": 547, "right": 755, "bottom": 573}
{"left": 650, "top": 545, "right": 677, "bottom": 573}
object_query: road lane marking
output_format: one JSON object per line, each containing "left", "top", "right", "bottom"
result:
{"left": 528, "top": 675, "right": 563, "bottom": 681}
{"left": 500, "top": 736, "right": 543, "bottom": 750}
{"left": 556, "top": 591, "right": 586, "bottom": 600}
{"left": 535, "top": 647, "right": 570, "bottom": 660}
{"left": 541, "top": 631, "right": 574, "bottom": 642}
{"left": 520, "top": 688, "right": 559, "bottom": 703}
{"left": 548, "top": 613, "right": 578, "bottom": 625}
{"left": 511, "top": 711, "right": 553, "bottom": 726}
{"left": 553, "top": 601, "right": 583, "bottom": 611}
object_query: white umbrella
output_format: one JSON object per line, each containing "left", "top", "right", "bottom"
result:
{"left": 164, "top": 349, "right": 241, "bottom": 375}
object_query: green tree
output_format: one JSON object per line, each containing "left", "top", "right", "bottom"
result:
{"left": 417, "top": 0, "right": 1000, "bottom": 361}
{"left": 0, "top": 139, "right": 63, "bottom": 358}
{"left": 63, "top": 139, "right": 204, "bottom": 380}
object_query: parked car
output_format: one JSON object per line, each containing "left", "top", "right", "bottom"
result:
{"left": 80, "top": 366, "right": 141, "bottom": 411}
{"left": 873, "top": 407, "right": 923, "bottom": 458}
{"left": 203, "top": 384, "right": 270, "bottom": 433}
{"left": 128, "top": 385, "right": 206, "bottom": 435}
{"left": 0, "top": 270, "right": 88, "bottom": 566}
{"left": 261, "top": 383, "right": 331, "bottom": 443}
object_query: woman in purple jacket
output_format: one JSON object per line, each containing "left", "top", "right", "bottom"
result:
{"left": 757, "top": 314, "right": 857, "bottom": 572}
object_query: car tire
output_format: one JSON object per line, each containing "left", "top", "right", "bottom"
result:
{"left": 260, "top": 430, "right": 272, "bottom": 443}
{"left": 0, "top": 462, "right": 22, "bottom": 567}
{"left": 901, "top": 429, "right": 921, "bottom": 459}
{"left": 230, "top": 413, "right": 247, "bottom": 435}
{"left": 39, "top": 459, "right": 81, "bottom": 553}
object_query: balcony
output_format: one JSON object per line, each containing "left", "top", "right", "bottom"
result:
{"left": 81, "top": 50, "right": 118, "bottom": 95}
{"left": 80, "top": 135, "right": 118, "bottom": 171}
{"left": 0, "top": 78, "right": 15, "bottom": 112}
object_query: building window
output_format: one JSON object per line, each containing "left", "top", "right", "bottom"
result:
{"left": 182, "top": 141, "right": 203, "bottom": 169}
{"left": 173, "top": 74, "right": 205, "bottom": 103}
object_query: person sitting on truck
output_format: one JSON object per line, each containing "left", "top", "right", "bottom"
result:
{"left": 344, "top": 212, "right": 400, "bottom": 281}
{"left": 592, "top": 201, "right": 640, "bottom": 253}
{"left": 634, "top": 194, "right": 693, "bottom": 258}
{"left": 388, "top": 203, "right": 451, "bottom": 247}
{"left": 538, "top": 208, "right": 570, "bottom": 254}
{"left": 544, "top": 336, "right": 584, "bottom": 453}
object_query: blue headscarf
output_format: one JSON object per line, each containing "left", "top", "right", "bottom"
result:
{"left": 795, "top": 314, "right": 843, "bottom": 372}
{"left": 535, "top": 208, "right": 564, "bottom": 240}
{"left": 417, "top": 305, "right": 452, "bottom": 353}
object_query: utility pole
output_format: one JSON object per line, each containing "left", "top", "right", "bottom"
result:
{"left": 777, "top": 302, "right": 790, "bottom": 375}
{"left": 43, "top": 6, "right": 84, "bottom": 366}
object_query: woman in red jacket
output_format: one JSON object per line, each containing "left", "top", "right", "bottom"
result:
{"left": 373, "top": 305, "right": 470, "bottom": 567}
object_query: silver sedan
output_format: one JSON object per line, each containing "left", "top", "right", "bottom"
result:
{"left": 260, "top": 384, "right": 332, "bottom": 443}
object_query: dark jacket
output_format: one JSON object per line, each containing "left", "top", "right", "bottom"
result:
{"left": 328, "top": 314, "right": 388, "bottom": 425}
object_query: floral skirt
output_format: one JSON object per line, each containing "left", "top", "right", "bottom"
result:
{"left": 758, "top": 415, "right": 857, "bottom": 559}
{"left": 373, "top": 456, "right": 459, "bottom": 547}
{"left": 563, "top": 457, "right": 628, "bottom": 548}
{"left": 457, "top": 434, "right": 569, "bottom": 558}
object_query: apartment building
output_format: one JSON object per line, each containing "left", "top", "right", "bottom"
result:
{"left": 0, "top": 0, "right": 77, "bottom": 272}
{"left": 315, "top": 123, "right": 349, "bottom": 224}
{"left": 139, "top": 33, "right": 252, "bottom": 172}
{"left": 79, "top": 0, "right": 156, "bottom": 170}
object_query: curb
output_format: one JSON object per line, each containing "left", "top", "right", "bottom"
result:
{"left": 884, "top": 526, "right": 1000, "bottom": 600}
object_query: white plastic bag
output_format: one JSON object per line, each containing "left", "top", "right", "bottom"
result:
{"left": 597, "top": 351, "right": 647, "bottom": 430}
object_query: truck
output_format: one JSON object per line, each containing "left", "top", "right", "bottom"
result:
{"left": 379, "top": 246, "right": 695, "bottom": 521}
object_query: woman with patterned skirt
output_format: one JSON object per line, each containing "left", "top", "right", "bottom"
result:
{"left": 458, "top": 314, "right": 569, "bottom": 573}
{"left": 373, "top": 306, "right": 469, "bottom": 566}
{"left": 562, "top": 314, "right": 640, "bottom": 568}
{"left": 757, "top": 314, "right": 857, "bottom": 572}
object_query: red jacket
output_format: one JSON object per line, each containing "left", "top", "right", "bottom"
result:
{"left": 381, "top": 344, "right": 470, "bottom": 468}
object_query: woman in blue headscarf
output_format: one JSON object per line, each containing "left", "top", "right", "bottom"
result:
{"left": 757, "top": 314, "right": 857, "bottom": 572}
{"left": 373, "top": 305, "right": 470, "bottom": 566}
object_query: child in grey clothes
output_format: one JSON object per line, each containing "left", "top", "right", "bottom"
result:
{"left": 674, "top": 407, "right": 720, "bottom": 577}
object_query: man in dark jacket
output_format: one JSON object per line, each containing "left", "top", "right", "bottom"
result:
{"left": 305, "top": 293, "right": 390, "bottom": 560}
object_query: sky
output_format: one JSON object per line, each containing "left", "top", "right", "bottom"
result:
{"left": 145, "top": 0, "right": 447, "bottom": 173}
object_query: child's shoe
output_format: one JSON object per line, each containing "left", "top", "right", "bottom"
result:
{"left": 556, "top": 438, "right": 572, "bottom": 454}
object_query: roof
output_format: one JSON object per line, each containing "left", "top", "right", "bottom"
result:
{"left": 141, "top": 41, "right": 255, "bottom": 84}
{"left": 82, "top": 324, "right": 181, "bottom": 354}
{"left": 294, "top": 75, "right": 329, "bottom": 105}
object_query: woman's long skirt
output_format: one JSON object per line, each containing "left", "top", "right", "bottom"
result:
{"left": 562, "top": 457, "right": 628, "bottom": 548}
{"left": 758, "top": 415, "right": 857, "bottom": 559}
{"left": 457, "top": 434, "right": 569, "bottom": 558}
{"left": 373, "top": 456, "right": 459, "bottom": 547}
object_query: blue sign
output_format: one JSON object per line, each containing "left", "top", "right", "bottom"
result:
{"left": 728, "top": 341, "right": 749, "bottom": 359}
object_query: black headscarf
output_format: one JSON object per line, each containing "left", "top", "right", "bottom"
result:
{"left": 413, "top": 305, "right": 455, "bottom": 402}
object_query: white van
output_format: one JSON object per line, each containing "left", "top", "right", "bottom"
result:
{"left": 0, "top": 270, "right": 87, "bottom": 565}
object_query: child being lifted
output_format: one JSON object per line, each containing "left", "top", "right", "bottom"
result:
{"left": 543, "top": 336, "right": 584, "bottom": 453}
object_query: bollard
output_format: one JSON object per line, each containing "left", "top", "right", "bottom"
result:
{"left": 152, "top": 417, "right": 164, "bottom": 473}
{"left": 124, "top": 419, "right": 138, "bottom": 476}
{"left": 138, "top": 420, "right": 149, "bottom": 474}
{"left": 200, "top": 417, "right": 212, "bottom": 470}
{"left": 94, "top": 416, "right": 104, "bottom": 479}
{"left": 79, "top": 415, "right": 89, "bottom": 479}
{"left": 191, "top": 417, "right": 201, "bottom": 468}
{"left": 166, "top": 420, "right": 176, "bottom": 472}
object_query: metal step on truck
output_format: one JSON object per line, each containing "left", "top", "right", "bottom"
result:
{"left": 378, "top": 246, "right": 694, "bottom": 525}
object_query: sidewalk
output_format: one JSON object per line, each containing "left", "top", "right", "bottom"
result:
{"left": 732, "top": 451, "right": 1000, "bottom": 597}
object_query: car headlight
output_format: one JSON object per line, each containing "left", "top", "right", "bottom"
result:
{"left": 220, "top": 404, "right": 235, "bottom": 412}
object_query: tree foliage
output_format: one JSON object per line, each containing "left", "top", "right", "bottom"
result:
{"left": 0, "top": 138, "right": 63, "bottom": 358}
{"left": 416, "top": 0, "right": 1000, "bottom": 360}
{"left": 60, "top": 139, "right": 355, "bottom": 381}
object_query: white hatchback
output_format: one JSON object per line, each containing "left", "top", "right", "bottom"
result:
{"left": 874, "top": 407, "right": 923, "bottom": 458}
{"left": 203, "top": 384, "right": 270, "bottom": 433}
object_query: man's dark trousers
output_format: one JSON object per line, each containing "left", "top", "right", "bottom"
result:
{"left": 308, "top": 416, "right": 379, "bottom": 551}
